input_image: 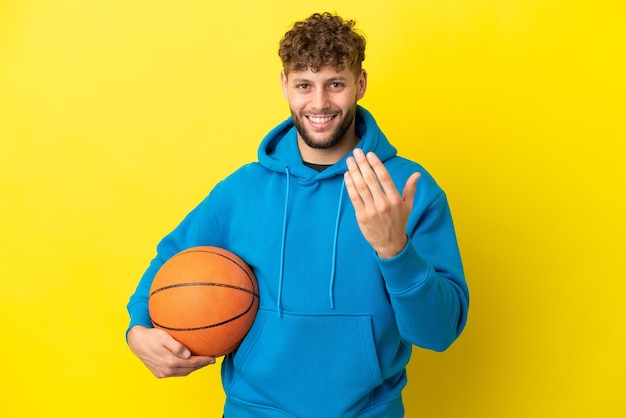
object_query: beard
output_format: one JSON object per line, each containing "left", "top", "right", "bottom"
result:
{"left": 291, "top": 104, "right": 357, "bottom": 150}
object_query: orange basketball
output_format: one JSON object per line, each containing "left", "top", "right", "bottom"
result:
{"left": 148, "top": 246, "right": 259, "bottom": 357}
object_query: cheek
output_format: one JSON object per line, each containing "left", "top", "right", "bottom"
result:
{"left": 287, "top": 95, "right": 312, "bottom": 113}
{"left": 337, "top": 93, "right": 358, "bottom": 110}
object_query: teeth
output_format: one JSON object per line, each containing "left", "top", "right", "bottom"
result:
{"left": 308, "top": 115, "right": 334, "bottom": 124}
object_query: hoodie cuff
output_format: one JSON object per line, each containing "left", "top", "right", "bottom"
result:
{"left": 125, "top": 304, "right": 153, "bottom": 342}
{"left": 376, "top": 238, "right": 430, "bottom": 294}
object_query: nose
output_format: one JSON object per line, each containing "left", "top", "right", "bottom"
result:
{"left": 311, "top": 88, "right": 330, "bottom": 111}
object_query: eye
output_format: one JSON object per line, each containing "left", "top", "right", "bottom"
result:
{"left": 329, "top": 82, "right": 345, "bottom": 89}
{"left": 296, "top": 83, "right": 310, "bottom": 90}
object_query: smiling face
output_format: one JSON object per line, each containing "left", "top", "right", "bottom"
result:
{"left": 281, "top": 65, "right": 367, "bottom": 164}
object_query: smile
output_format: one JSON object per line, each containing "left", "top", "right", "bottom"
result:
{"left": 306, "top": 115, "right": 336, "bottom": 124}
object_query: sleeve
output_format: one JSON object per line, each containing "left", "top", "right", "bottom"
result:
{"left": 125, "top": 194, "right": 223, "bottom": 340}
{"left": 378, "top": 192, "right": 469, "bottom": 352}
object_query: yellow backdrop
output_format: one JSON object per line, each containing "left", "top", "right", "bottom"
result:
{"left": 1, "top": 0, "right": 624, "bottom": 416}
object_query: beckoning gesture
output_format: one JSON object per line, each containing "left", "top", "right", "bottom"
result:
{"left": 344, "top": 148, "right": 421, "bottom": 259}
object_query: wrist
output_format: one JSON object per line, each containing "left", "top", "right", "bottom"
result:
{"left": 126, "top": 324, "right": 148, "bottom": 344}
{"left": 375, "top": 235, "right": 409, "bottom": 259}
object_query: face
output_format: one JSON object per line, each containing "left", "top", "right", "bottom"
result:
{"left": 281, "top": 66, "right": 367, "bottom": 154}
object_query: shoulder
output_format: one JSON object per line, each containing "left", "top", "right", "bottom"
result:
{"left": 216, "top": 162, "right": 266, "bottom": 186}
{"left": 210, "top": 162, "right": 272, "bottom": 201}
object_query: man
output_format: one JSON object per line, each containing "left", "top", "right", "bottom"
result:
{"left": 127, "top": 12, "right": 469, "bottom": 417}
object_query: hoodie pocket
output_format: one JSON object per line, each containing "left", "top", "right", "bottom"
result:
{"left": 227, "top": 309, "right": 384, "bottom": 417}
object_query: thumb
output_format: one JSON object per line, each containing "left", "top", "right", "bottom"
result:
{"left": 402, "top": 172, "right": 421, "bottom": 206}
{"left": 165, "top": 338, "right": 192, "bottom": 359}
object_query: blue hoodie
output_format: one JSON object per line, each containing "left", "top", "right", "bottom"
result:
{"left": 126, "top": 106, "right": 469, "bottom": 417}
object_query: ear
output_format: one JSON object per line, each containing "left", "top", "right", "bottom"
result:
{"left": 280, "top": 70, "right": 289, "bottom": 99}
{"left": 356, "top": 69, "right": 367, "bottom": 101}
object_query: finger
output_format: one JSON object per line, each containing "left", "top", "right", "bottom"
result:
{"left": 352, "top": 149, "right": 383, "bottom": 196}
{"left": 344, "top": 169, "right": 365, "bottom": 211}
{"left": 365, "top": 151, "right": 401, "bottom": 198}
{"left": 402, "top": 172, "right": 421, "bottom": 209}
{"left": 346, "top": 154, "right": 375, "bottom": 206}
{"left": 156, "top": 330, "right": 216, "bottom": 365}
{"left": 162, "top": 351, "right": 216, "bottom": 377}
{"left": 158, "top": 355, "right": 216, "bottom": 378}
{"left": 175, "top": 355, "right": 216, "bottom": 373}
{"left": 158, "top": 331, "right": 191, "bottom": 359}
{"left": 188, "top": 355, "right": 217, "bottom": 368}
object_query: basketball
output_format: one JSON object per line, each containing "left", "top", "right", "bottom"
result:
{"left": 148, "top": 246, "right": 259, "bottom": 357}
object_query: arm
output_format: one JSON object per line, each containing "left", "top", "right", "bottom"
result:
{"left": 344, "top": 149, "right": 469, "bottom": 351}
{"left": 126, "top": 196, "right": 222, "bottom": 376}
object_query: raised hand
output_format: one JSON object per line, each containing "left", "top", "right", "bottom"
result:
{"left": 344, "top": 148, "right": 421, "bottom": 259}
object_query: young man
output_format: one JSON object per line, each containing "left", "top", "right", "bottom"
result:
{"left": 127, "top": 12, "right": 469, "bottom": 417}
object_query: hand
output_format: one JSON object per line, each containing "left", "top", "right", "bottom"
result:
{"left": 344, "top": 148, "right": 421, "bottom": 259}
{"left": 127, "top": 325, "right": 216, "bottom": 378}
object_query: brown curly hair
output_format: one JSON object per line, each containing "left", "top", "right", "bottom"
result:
{"left": 279, "top": 12, "right": 366, "bottom": 77}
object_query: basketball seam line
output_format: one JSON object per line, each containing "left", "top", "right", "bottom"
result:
{"left": 151, "top": 300, "right": 257, "bottom": 332}
{"left": 150, "top": 282, "right": 259, "bottom": 298}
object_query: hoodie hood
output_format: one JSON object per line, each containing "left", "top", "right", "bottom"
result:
{"left": 257, "top": 105, "right": 398, "bottom": 180}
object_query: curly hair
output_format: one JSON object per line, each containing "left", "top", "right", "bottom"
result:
{"left": 279, "top": 12, "right": 366, "bottom": 77}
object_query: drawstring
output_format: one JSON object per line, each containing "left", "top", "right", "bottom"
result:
{"left": 276, "top": 168, "right": 344, "bottom": 316}
{"left": 276, "top": 166, "right": 290, "bottom": 318}
{"left": 328, "top": 179, "right": 345, "bottom": 310}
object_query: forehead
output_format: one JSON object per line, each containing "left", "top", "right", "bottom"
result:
{"left": 285, "top": 65, "right": 356, "bottom": 82}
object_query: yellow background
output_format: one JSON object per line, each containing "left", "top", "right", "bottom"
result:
{"left": 1, "top": 0, "right": 624, "bottom": 416}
